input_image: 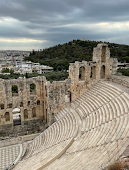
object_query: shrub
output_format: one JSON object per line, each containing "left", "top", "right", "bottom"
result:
{"left": 107, "top": 160, "right": 122, "bottom": 170}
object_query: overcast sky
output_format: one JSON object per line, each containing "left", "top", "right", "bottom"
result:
{"left": 0, "top": 0, "right": 129, "bottom": 50}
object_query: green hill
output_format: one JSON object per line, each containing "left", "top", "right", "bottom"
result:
{"left": 1, "top": 39, "right": 129, "bottom": 81}
{"left": 24, "top": 39, "right": 129, "bottom": 71}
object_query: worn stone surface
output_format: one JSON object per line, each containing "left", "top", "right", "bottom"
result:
{"left": 110, "top": 74, "right": 129, "bottom": 87}
{"left": 0, "top": 119, "right": 45, "bottom": 137}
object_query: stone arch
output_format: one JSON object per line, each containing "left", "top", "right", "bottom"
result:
{"left": 1, "top": 104, "right": 4, "bottom": 109}
{"left": 28, "top": 101, "right": 30, "bottom": 106}
{"left": 37, "top": 100, "right": 40, "bottom": 105}
{"left": 102, "top": 46, "right": 106, "bottom": 62}
{"left": 8, "top": 103, "right": 12, "bottom": 108}
{"left": 79, "top": 66, "right": 85, "bottom": 80}
{"left": 24, "top": 109, "right": 28, "bottom": 119}
{"left": 32, "top": 107, "right": 36, "bottom": 117}
{"left": 12, "top": 108, "right": 21, "bottom": 126}
{"left": 5, "top": 112, "right": 10, "bottom": 121}
{"left": 12, "top": 85, "right": 18, "bottom": 96}
{"left": 30, "top": 83, "right": 36, "bottom": 93}
{"left": 20, "top": 102, "right": 23, "bottom": 107}
{"left": 101, "top": 65, "right": 105, "bottom": 79}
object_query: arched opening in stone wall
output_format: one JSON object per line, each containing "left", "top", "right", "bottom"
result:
{"left": 24, "top": 109, "right": 28, "bottom": 119}
{"left": 20, "top": 102, "right": 23, "bottom": 107}
{"left": 12, "top": 85, "right": 18, "bottom": 96}
{"left": 12, "top": 108, "right": 21, "bottom": 126}
{"left": 79, "top": 66, "right": 85, "bottom": 80}
{"left": 37, "top": 100, "right": 40, "bottom": 105}
{"left": 28, "top": 101, "right": 30, "bottom": 106}
{"left": 1, "top": 104, "right": 4, "bottom": 109}
{"left": 65, "top": 91, "right": 70, "bottom": 103}
{"left": 70, "top": 91, "right": 72, "bottom": 102}
{"left": 32, "top": 107, "right": 36, "bottom": 117}
{"left": 30, "top": 84, "right": 36, "bottom": 94}
{"left": 102, "top": 46, "right": 106, "bottom": 62}
{"left": 101, "top": 65, "right": 105, "bottom": 79}
{"left": 92, "top": 66, "right": 96, "bottom": 79}
{"left": 5, "top": 112, "right": 10, "bottom": 121}
{"left": 8, "top": 103, "right": 12, "bottom": 108}
{"left": 90, "top": 67, "right": 92, "bottom": 78}
{"left": 46, "top": 109, "right": 47, "bottom": 123}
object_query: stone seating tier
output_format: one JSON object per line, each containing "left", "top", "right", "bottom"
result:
{"left": 43, "top": 81, "right": 129, "bottom": 170}
{"left": 13, "top": 81, "right": 129, "bottom": 170}
{"left": 23, "top": 109, "right": 79, "bottom": 160}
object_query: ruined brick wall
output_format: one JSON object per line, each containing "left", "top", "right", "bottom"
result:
{"left": 46, "top": 79, "right": 71, "bottom": 125}
{"left": 69, "top": 61, "right": 90, "bottom": 102}
{"left": 0, "top": 76, "right": 47, "bottom": 136}
{"left": 93, "top": 43, "right": 111, "bottom": 80}
{"left": 68, "top": 43, "right": 117, "bottom": 102}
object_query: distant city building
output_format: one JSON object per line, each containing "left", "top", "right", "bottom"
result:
{"left": 14, "top": 60, "right": 53, "bottom": 74}
{"left": 40, "top": 66, "right": 53, "bottom": 74}
{"left": 117, "top": 62, "right": 129, "bottom": 69}
{"left": 0, "top": 50, "right": 53, "bottom": 75}
{"left": 15, "top": 60, "right": 22, "bottom": 69}
{"left": 82, "top": 37, "right": 85, "bottom": 41}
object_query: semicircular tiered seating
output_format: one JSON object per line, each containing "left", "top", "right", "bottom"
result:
{"left": 13, "top": 81, "right": 129, "bottom": 170}
{"left": 13, "top": 108, "right": 79, "bottom": 170}
{"left": 42, "top": 81, "right": 129, "bottom": 170}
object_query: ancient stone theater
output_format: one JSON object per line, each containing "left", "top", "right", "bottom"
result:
{"left": 0, "top": 43, "right": 129, "bottom": 170}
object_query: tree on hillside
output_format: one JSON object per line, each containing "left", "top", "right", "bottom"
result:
{"left": 2, "top": 68, "right": 10, "bottom": 73}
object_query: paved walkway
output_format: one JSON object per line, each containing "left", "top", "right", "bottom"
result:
{"left": 105, "top": 80, "right": 129, "bottom": 94}
{"left": 0, "top": 144, "right": 22, "bottom": 170}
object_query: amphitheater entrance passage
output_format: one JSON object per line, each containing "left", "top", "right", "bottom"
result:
{"left": 101, "top": 65, "right": 105, "bottom": 79}
{"left": 79, "top": 66, "right": 85, "bottom": 80}
{"left": 12, "top": 108, "right": 21, "bottom": 126}
{"left": 5, "top": 112, "right": 10, "bottom": 122}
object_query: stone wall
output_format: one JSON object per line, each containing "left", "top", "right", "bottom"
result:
{"left": 0, "top": 76, "right": 47, "bottom": 136}
{"left": 68, "top": 43, "right": 115, "bottom": 102}
{"left": 0, "top": 119, "right": 46, "bottom": 137}
{"left": 0, "top": 133, "right": 40, "bottom": 148}
{"left": 47, "top": 79, "right": 71, "bottom": 125}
